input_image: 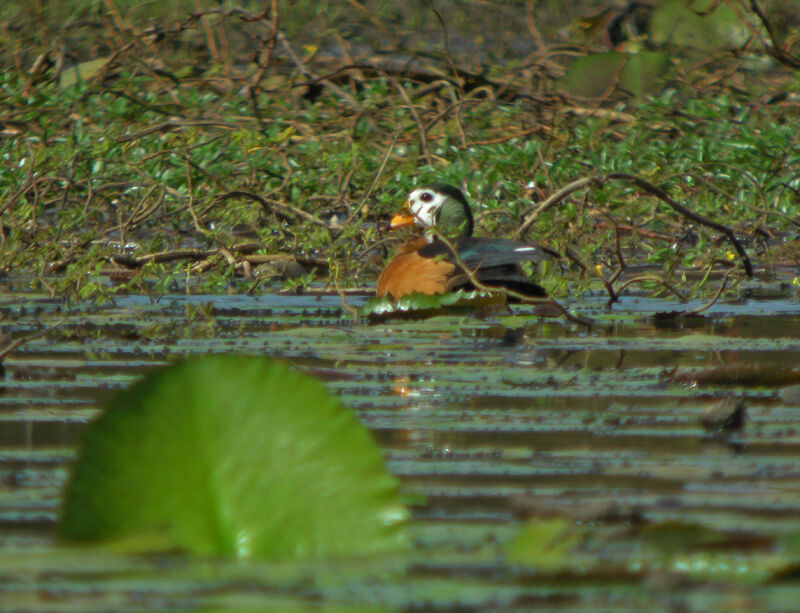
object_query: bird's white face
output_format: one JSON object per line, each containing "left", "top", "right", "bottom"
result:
{"left": 407, "top": 187, "right": 447, "bottom": 228}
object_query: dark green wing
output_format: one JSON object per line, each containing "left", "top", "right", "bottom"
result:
{"left": 418, "top": 237, "right": 558, "bottom": 269}
{"left": 418, "top": 237, "right": 557, "bottom": 299}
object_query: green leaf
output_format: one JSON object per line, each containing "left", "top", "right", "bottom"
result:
{"left": 649, "top": 0, "right": 749, "bottom": 51}
{"left": 620, "top": 52, "right": 671, "bottom": 98}
{"left": 639, "top": 520, "right": 727, "bottom": 556}
{"left": 505, "top": 517, "right": 584, "bottom": 571}
{"left": 59, "top": 356, "right": 408, "bottom": 559}
{"left": 59, "top": 58, "right": 110, "bottom": 89}
{"left": 561, "top": 52, "right": 669, "bottom": 98}
{"left": 362, "top": 290, "right": 506, "bottom": 322}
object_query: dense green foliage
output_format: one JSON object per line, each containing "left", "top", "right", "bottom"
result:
{"left": 1, "top": 1, "right": 798, "bottom": 303}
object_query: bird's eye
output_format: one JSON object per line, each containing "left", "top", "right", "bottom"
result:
{"left": 420, "top": 191, "right": 434, "bottom": 202}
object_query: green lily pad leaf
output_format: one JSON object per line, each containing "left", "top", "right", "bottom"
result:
{"left": 59, "top": 356, "right": 408, "bottom": 559}
{"left": 59, "top": 58, "right": 110, "bottom": 88}
{"left": 639, "top": 521, "right": 729, "bottom": 556}
{"left": 505, "top": 517, "right": 584, "bottom": 572}
{"left": 561, "top": 51, "right": 670, "bottom": 98}
{"left": 362, "top": 290, "right": 506, "bottom": 322}
{"left": 650, "top": 0, "right": 749, "bottom": 51}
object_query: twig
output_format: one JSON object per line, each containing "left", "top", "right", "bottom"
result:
{"left": 0, "top": 317, "right": 68, "bottom": 362}
{"left": 335, "top": 129, "right": 401, "bottom": 235}
{"left": 0, "top": 142, "right": 36, "bottom": 217}
{"left": 116, "top": 120, "right": 240, "bottom": 143}
{"left": 106, "top": 88, "right": 177, "bottom": 117}
{"left": 748, "top": 0, "right": 800, "bottom": 69}
{"left": 333, "top": 264, "right": 360, "bottom": 323}
{"left": 184, "top": 159, "right": 206, "bottom": 234}
{"left": 688, "top": 171, "right": 800, "bottom": 230}
{"left": 680, "top": 266, "right": 738, "bottom": 317}
{"left": 286, "top": 287, "right": 372, "bottom": 296}
{"left": 614, "top": 275, "right": 688, "bottom": 302}
{"left": 469, "top": 126, "right": 548, "bottom": 146}
{"left": 197, "top": 0, "right": 220, "bottom": 64}
{"left": 516, "top": 176, "right": 598, "bottom": 239}
{"left": 388, "top": 75, "right": 432, "bottom": 165}
{"left": 247, "top": 1, "right": 277, "bottom": 88}
{"left": 608, "top": 214, "right": 625, "bottom": 284}
{"left": 517, "top": 173, "right": 753, "bottom": 278}
{"left": 244, "top": 254, "right": 329, "bottom": 269}
{"left": 423, "top": 224, "right": 593, "bottom": 328}
{"left": 596, "top": 214, "right": 626, "bottom": 307}
{"left": 215, "top": 190, "right": 340, "bottom": 230}
{"left": 274, "top": 29, "right": 362, "bottom": 111}
{"left": 106, "top": 249, "right": 215, "bottom": 268}
{"left": 562, "top": 246, "right": 590, "bottom": 274}
{"left": 428, "top": 3, "right": 461, "bottom": 84}
{"left": 524, "top": 0, "right": 546, "bottom": 50}
{"left": 606, "top": 172, "right": 753, "bottom": 278}
{"left": 356, "top": 236, "right": 402, "bottom": 261}
{"left": 128, "top": 186, "right": 166, "bottom": 226}
{"left": 342, "top": 0, "right": 399, "bottom": 46}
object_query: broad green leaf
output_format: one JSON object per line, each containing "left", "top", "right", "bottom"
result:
{"left": 362, "top": 290, "right": 506, "bottom": 322}
{"left": 561, "top": 52, "right": 669, "bottom": 98}
{"left": 620, "top": 52, "right": 671, "bottom": 97}
{"left": 59, "top": 356, "right": 408, "bottom": 559}
{"left": 505, "top": 517, "right": 584, "bottom": 571}
{"left": 650, "top": 0, "right": 750, "bottom": 51}
{"left": 59, "top": 58, "right": 110, "bottom": 88}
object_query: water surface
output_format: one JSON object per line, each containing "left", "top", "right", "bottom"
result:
{"left": 2, "top": 289, "right": 800, "bottom": 611}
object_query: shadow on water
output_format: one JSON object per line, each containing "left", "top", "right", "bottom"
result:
{"left": 1, "top": 288, "right": 800, "bottom": 610}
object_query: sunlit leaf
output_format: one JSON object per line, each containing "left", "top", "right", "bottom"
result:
{"left": 59, "top": 58, "right": 110, "bottom": 88}
{"left": 649, "top": 0, "right": 750, "bottom": 51}
{"left": 59, "top": 356, "right": 408, "bottom": 559}
{"left": 561, "top": 51, "right": 669, "bottom": 98}
{"left": 505, "top": 517, "right": 584, "bottom": 571}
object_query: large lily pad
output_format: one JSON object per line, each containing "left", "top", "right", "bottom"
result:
{"left": 649, "top": 0, "right": 749, "bottom": 51}
{"left": 59, "top": 355, "right": 407, "bottom": 559}
{"left": 362, "top": 290, "right": 507, "bottom": 322}
{"left": 561, "top": 51, "right": 670, "bottom": 98}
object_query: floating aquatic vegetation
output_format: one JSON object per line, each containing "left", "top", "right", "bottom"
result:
{"left": 59, "top": 355, "right": 408, "bottom": 559}
{"left": 361, "top": 290, "right": 507, "bottom": 322}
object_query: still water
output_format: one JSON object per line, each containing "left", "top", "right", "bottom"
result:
{"left": 2, "top": 288, "right": 800, "bottom": 611}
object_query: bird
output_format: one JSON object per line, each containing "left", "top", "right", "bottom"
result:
{"left": 376, "top": 184, "right": 557, "bottom": 300}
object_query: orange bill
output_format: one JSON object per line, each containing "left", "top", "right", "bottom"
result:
{"left": 390, "top": 213, "right": 416, "bottom": 228}
{"left": 390, "top": 205, "right": 416, "bottom": 229}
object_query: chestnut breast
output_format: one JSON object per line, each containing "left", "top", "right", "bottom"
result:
{"left": 375, "top": 238, "right": 456, "bottom": 299}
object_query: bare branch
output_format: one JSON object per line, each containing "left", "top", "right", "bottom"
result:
{"left": 614, "top": 275, "right": 689, "bottom": 303}
{"left": 422, "top": 223, "right": 594, "bottom": 328}
{"left": 605, "top": 172, "right": 753, "bottom": 278}
{"left": 680, "top": 266, "right": 739, "bottom": 317}
{"left": 748, "top": 0, "right": 800, "bottom": 69}
{"left": 518, "top": 173, "right": 753, "bottom": 278}
{"left": 516, "top": 176, "right": 599, "bottom": 239}
{"left": 0, "top": 317, "right": 68, "bottom": 362}
{"left": 215, "top": 190, "right": 340, "bottom": 231}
